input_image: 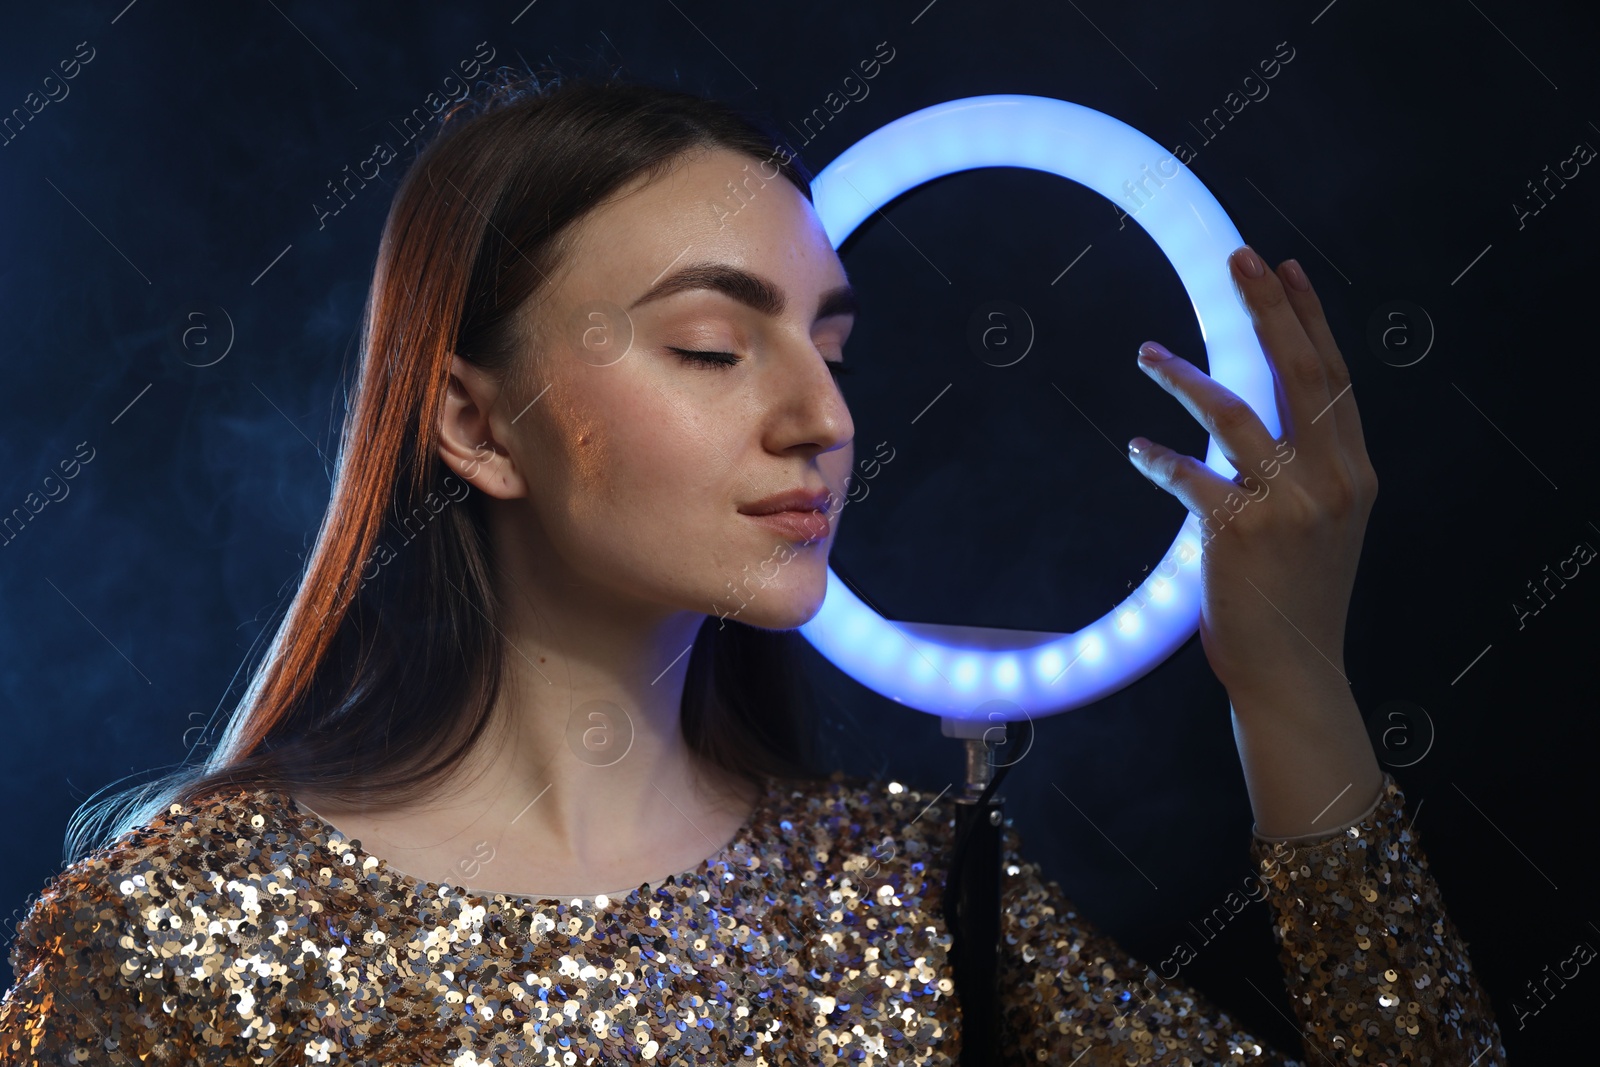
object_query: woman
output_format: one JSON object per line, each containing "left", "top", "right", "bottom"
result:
{"left": 0, "top": 72, "right": 1505, "bottom": 1065}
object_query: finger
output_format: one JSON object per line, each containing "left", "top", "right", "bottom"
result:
{"left": 1136, "top": 342, "right": 1278, "bottom": 482}
{"left": 1274, "top": 258, "right": 1376, "bottom": 485}
{"left": 1126, "top": 435, "right": 1235, "bottom": 532}
{"left": 1230, "top": 245, "right": 1338, "bottom": 456}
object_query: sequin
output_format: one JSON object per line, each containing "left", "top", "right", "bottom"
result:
{"left": 0, "top": 771, "right": 1504, "bottom": 1064}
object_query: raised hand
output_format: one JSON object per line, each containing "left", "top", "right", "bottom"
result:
{"left": 1126, "top": 244, "right": 1383, "bottom": 836}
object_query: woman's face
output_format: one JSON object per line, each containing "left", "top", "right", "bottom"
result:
{"left": 484, "top": 146, "right": 857, "bottom": 631}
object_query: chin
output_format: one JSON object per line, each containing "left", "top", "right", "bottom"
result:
{"left": 712, "top": 572, "right": 828, "bottom": 632}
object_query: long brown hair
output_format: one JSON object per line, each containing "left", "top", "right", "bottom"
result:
{"left": 68, "top": 70, "right": 832, "bottom": 860}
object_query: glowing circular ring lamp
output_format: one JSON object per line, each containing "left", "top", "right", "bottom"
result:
{"left": 799, "top": 94, "right": 1280, "bottom": 725}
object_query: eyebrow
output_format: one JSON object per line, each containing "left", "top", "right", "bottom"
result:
{"left": 627, "top": 262, "right": 860, "bottom": 323}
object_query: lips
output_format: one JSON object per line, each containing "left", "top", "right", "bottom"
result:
{"left": 742, "top": 509, "right": 831, "bottom": 543}
{"left": 738, "top": 487, "right": 834, "bottom": 543}
{"left": 737, "top": 487, "right": 834, "bottom": 516}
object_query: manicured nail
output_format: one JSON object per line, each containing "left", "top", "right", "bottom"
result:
{"left": 1138, "top": 342, "right": 1171, "bottom": 363}
{"left": 1233, "top": 246, "right": 1265, "bottom": 278}
{"left": 1282, "top": 258, "right": 1311, "bottom": 292}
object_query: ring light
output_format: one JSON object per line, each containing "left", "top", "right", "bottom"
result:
{"left": 799, "top": 94, "right": 1278, "bottom": 723}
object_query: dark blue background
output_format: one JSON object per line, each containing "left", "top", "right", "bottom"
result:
{"left": 2, "top": 2, "right": 1592, "bottom": 1060}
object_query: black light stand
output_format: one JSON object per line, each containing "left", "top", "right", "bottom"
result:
{"left": 939, "top": 715, "right": 1022, "bottom": 1066}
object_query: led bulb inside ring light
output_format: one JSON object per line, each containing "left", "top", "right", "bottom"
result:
{"left": 797, "top": 94, "right": 1278, "bottom": 723}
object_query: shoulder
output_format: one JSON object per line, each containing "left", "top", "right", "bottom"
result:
{"left": 772, "top": 768, "right": 961, "bottom": 826}
{"left": 765, "top": 770, "right": 966, "bottom": 870}
{"left": 12, "top": 791, "right": 218, "bottom": 942}
{"left": 5, "top": 786, "right": 303, "bottom": 972}
{"left": 1, "top": 786, "right": 331, "bottom": 1060}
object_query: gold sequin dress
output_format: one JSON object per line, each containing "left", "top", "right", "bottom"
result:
{"left": 1, "top": 770, "right": 1504, "bottom": 1065}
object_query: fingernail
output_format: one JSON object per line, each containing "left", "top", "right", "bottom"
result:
{"left": 1282, "top": 258, "right": 1311, "bottom": 292}
{"left": 1138, "top": 342, "right": 1171, "bottom": 364}
{"left": 1233, "top": 245, "right": 1265, "bottom": 278}
{"left": 1128, "top": 436, "right": 1149, "bottom": 455}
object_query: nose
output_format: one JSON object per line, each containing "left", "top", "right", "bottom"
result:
{"left": 762, "top": 340, "right": 855, "bottom": 461}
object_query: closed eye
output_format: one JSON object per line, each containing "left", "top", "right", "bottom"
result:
{"left": 668, "top": 347, "right": 853, "bottom": 378}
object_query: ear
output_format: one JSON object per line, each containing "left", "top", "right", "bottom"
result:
{"left": 437, "top": 354, "right": 527, "bottom": 500}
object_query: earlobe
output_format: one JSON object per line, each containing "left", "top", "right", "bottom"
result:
{"left": 436, "top": 354, "right": 527, "bottom": 500}
{"left": 440, "top": 433, "right": 526, "bottom": 501}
